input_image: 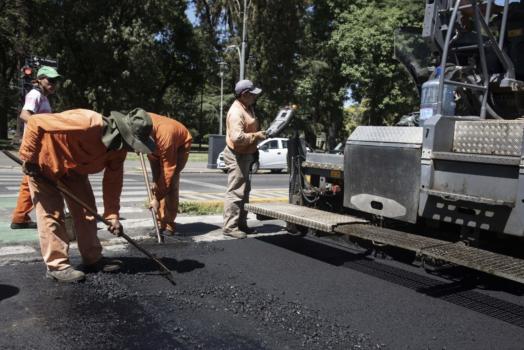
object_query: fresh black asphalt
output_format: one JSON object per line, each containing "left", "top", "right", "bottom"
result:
{"left": 2, "top": 232, "right": 524, "bottom": 349}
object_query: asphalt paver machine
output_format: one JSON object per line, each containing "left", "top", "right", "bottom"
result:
{"left": 247, "top": 0, "right": 524, "bottom": 284}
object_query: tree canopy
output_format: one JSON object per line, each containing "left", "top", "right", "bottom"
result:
{"left": 0, "top": 0, "right": 427, "bottom": 145}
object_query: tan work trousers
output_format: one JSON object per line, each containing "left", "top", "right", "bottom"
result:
{"left": 223, "top": 147, "right": 254, "bottom": 232}
{"left": 11, "top": 175, "right": 33, "bottom": 224}
{"left": 28, "top": 172, "right": 102, "bottom": 271}
{"left": 158, "top": 173, "right": 180, "bottom": 232}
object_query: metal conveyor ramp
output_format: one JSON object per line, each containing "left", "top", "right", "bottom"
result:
{"left": 336, "top": 224, "right": 524, "bottom": 285}
{"left": 245, "top": 203, "right": 367, "bottom": 232}
{"left": 246, "top": 203, "right": 524, "bottom": 284}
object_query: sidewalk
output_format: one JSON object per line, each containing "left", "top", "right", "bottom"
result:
{"left": 0, "top": 213, "right": 285, "bottom": 265}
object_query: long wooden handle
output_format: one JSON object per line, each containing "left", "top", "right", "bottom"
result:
{"left": 139, "top": 153, "right": 164, "bottom": 243}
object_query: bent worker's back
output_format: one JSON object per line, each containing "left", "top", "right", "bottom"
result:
{"left": 20, "top": 108, "right": 127, "bottom": 180}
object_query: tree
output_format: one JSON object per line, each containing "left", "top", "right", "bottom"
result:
{"left": 24, "top": 0, "right": 203, "bottom": 117}
{"left": 294, "top": 0, "right": 348, "bottom": 149}
{"left": 0, "top": 0, "right": 30, "bottom": 139}
{"left": 331, "top": 0, "right": 425, "bottom": 125}
{"left": 193, "top": 0, "right": 305, "bottom": 130}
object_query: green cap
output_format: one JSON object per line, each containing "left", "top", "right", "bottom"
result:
{"left": 37, "top": 66, "right": 61, "bottom": 79}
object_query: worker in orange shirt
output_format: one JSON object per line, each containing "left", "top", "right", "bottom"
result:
{"left": 12, "top": 66, "right": 62, "bottom": 229}
{"left": 147, "top": 113, "right": 192, "bottom": 236}
{"left": 20, "top": 108, "right": 155, "bottom": 283}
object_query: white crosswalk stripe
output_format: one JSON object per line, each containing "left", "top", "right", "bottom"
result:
{"left": 0, "top": 170, "right": 287, "bottom": 220}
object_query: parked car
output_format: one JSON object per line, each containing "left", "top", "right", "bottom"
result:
{"left": 217, "top": 137, "right": 290, "bottom": 173}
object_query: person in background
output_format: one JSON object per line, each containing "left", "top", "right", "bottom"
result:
{"left": 222, "top": 80, "right": 266, "bottom": 239}
{"left": 147, "top": 112, "right": 192, "bottom": 236}
{"left": 20, "top": 108, "right": 155, "bottom": 283}
{"left": 11, "top": 66, "right": 61, "bottom": 229}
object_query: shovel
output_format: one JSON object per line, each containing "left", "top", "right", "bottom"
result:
{"left": 138, "top": 153, "right": 164, "bottom": 243}
{"left": 2, "top": 150, "right": 175, "bottom": 285}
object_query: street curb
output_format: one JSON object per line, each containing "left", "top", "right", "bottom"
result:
{"left": 0, "top": 217, "right": 287, "bottom": 266}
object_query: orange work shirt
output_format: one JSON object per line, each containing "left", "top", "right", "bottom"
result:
{"left": 225, "top": 100, "right": 260, "bottom": 154}
{"left": 19, "top": 109, "right": 127, "bottom": 219}
{"left": 147, "top": 113, "right": 192, "bottom": 199}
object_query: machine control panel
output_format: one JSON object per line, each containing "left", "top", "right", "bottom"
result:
{"left": 265, "top": 106, "right": 296, "bottom": 138}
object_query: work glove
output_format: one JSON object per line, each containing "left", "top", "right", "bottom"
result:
{"left": 22, "top": 161, "right": 40, "bottom": 177}
{"left": 149, "top": 198, "right": 160, "bottom": 212}
{"left": 107, "top": 218, "right": 123, "bottom": 237}
{"left": 149, "top": 182, "right": 158, "bottom": 195}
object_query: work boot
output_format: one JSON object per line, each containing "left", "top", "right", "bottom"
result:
{"left": 239, "top": 226, "right": 258, "bottom": 235}
{"left": 10, "top": 221, "right": 37, "bottom": 229}
{"left": 46, "top": 266, "right": 85, "bottom": 283}
{"left": 148, "top": 228, "right": 164, "bottom": 238}
{"left": 85, "top": 257, "right": 123, "bottom": 273}
{"left": 163, "top": 228, "right": 175, "bottom": 236}
{"left": 223, "top": 230, "right": 247, "bottom": 239}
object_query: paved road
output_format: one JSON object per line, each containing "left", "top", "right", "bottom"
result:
{"left": 0, "top": 169, "right": 288, "bottom": 210}
{"left": 1, "top": 232, "right": 524, "bottom": 349}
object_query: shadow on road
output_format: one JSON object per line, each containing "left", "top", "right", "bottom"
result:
{"left": 0, "top": 284, "right": 19, "bottom": 302}
{"left": 113, "top": 256, "right": 205, "bottom": 275}
{"left": 257, "top": 234, "right": 524, "bottom": 329}
{"left": 177, "top": 222, "right": 221, "bottom": 236}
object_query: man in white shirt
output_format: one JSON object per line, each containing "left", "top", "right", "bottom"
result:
{"left": 11, "top": 66, "right": 61, "bottom": 229}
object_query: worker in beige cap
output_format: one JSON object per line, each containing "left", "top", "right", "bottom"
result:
{"left": 223, "top": 80, "right": 266, "bottom": 239}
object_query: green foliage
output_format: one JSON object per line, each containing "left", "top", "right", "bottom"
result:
{"left": 344, "top": 101, "right": 368, "bottom": 133}
{"left": 0, "top": 0, "right": 430, "bottom": 141}
{"left": 178, "top": 200, "right": 223, "bottom": 215}
{"left": 332, "top": 0, "right": 424, "bottom": 125}
{"left": 35, "top": 0, "right": 203, "bottom": 115}
{"left": 293, "top": 0, "right": 347, "bottom": 149}
{"left": 0, "top": 0, "right": 30, "bottom": 139}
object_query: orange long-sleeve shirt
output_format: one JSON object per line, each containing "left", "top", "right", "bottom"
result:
{"left": 147, "top": 113, "right": 192, "bottom": 200}
{"left": 19, "top": 109, "right": 127, "bottom": 219}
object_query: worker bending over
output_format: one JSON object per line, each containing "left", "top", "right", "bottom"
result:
{"left": 147, "top": 113, "right": 192, "bottom": 236}
{"left": 19, "top": 108, "right": 155, "bottom": 283}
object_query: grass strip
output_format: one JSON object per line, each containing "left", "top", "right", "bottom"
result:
{"left": 178, "top": 197, "right": 288, "bottom": 216}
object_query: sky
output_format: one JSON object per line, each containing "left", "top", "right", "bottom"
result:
{"left": 185, "top": 2, "right": 199, "bottom": 26}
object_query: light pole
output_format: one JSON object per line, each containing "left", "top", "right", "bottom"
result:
{"left": 227, "top": 0, "right": 250, "bottom": 80}
{"left": 240, "top": 0, "right": 248, "bottom": 80}
{"left": 218, "top": 61, "right": 227, "bottom": 135}
{"left": 226, "top": 45, "right": 241, "bottom": 80}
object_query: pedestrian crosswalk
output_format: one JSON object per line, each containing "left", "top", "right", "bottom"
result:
{"left": 0, "top": 170, "right": 288, "bottom": 218}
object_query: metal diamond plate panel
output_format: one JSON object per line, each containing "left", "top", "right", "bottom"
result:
{"left": 453, "top": 121, "right": 524, "bottom": 156}
{"left": 306, "top": 153, "right": 344, "bottom": 166}
{"left": 245, "top": 203, "right": 367, "bottom": 232}
{"left": 432, "top": 151, "right": 521, "bottom": 165}
{"left": 423, "top": 243, "right": 524, "bottom": 284}
{"left": 336, "top": 223, "right": 524, "bottom": 284}
{"left": 335, "top": 224, "right": 446, "bottom": 251}
{"left": 301, "top": 161, "right": 344, "bottom": 171}
{"left": 348, "top": 126, "right": 423, "bottom": 144}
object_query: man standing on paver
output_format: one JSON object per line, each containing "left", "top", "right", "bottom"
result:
{"left": 11, "top": 66, "right": 61, "bottom": 230}
{"left": 222, "top": 80, "right": 266, "bottom": 239}
{"left": 147, "top": 112, "right": 192, "bottom": 236}
{"left": 19, "top": 108, "right": 155, "bottom": 282}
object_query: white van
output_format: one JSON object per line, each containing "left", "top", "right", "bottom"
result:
{"left": 217, "top": 137, "right": 289, "bottom": 173}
